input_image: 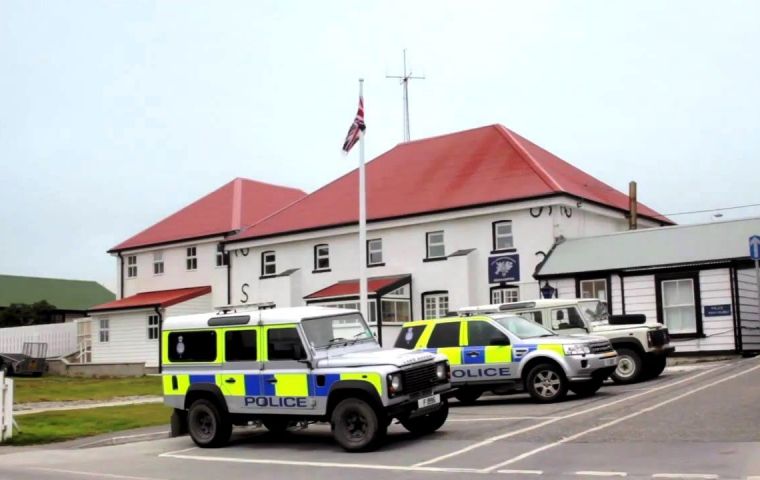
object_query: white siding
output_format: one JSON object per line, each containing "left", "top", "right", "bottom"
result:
{"left": 610, "top": 274, "right": 623, "bottom": 315}
{"left": 0, "top": 323, "right": 78, "bottom": 357}
{"left": 622, "top": 275, "right": 657, "bottom": 322}
{"left": 164, "top": 293, "right": 213, "bottom": 317}
{"left": 89, "top": 310, "right": 159, "bottom": 367}
{"left": 673, "top": 269, "right": 736, "bottom": 353}
{"left": 554, "top": 278, "right": 576, "bottom": 299}
{"left": 738, "top": 268, "right": 760, "bottom": 351}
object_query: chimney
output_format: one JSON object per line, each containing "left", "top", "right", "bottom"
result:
{"left": 629, "top": 181, "right": 638, "bottom": 230}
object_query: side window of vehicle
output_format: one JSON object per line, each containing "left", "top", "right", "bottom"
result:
{"left": 394, "top": 325, "right": 426, "bottom": 349}
{"left": 225, "top": 329, "right": 258, "bottom": 362}
{"left": 427, "top": 322, "right": 461, "bottom": 348}
{"left": 167, "top": 331, "right": 217, "bottom": 362}
{"left": 519, "top": 311, "right": 544, "bottom": 326}
{"left": 467, "top": 321, "right": 510, "bottom": 346}
{"left": 267, "top": 327, "right": 307, "bottom": 361}
{"left": 551, "top": 308, "right": 586, "bottom": 330}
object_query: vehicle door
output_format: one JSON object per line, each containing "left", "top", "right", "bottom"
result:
{"left": 424, "top": 320, "right": 463, "bottom": 370}
{"left": 462, "top": 319, "right": 515, "bottom": 382}
{"left": 549, "top": 306, "right": 588, "bottom": 335}
{"left": 259, "top": 324, "right": 317, "bottom": 414}
{"left": 219, "top": 326, "right": 262, "bottom": 414}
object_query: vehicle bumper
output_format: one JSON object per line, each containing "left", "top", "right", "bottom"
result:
{"left": 565, "top": 353, "right": 619, "bottom": 381}
{"left": 648, "top": 346, "right": 676, "bottom": 356}
{"left": 386, "top": 384, "right": 451, "bottom": 419}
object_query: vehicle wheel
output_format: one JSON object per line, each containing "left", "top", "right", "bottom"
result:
{"left": 454, "top": 388, "right": 483, "bottom": 405}
{"left": 644, "top": 355, "right": 667, "bottom": 379}
{"left": 331, "top": 398, "right": 386, "bottom": 452}
{"left": 400, "top": 399, "right": 449, "bottom": 435}
{"left": 569, "top": 379, "right": 603, "bottom": 398}
{"left": 611, "top": 348, "right": 643, "bottom": 384}
{"left": 526, "top": 363, "right": 568, "bottom": 403}
{"left": 263, "top": 418, "right": 293, "bottom": 435}
{"left": 187, "top": 399, "right": 232, "bottom": 448}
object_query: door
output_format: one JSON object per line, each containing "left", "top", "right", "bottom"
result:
{"left": 259, "top": 324, "right": 316, "bottom": 413}
{"left": 219, "top": 327, "right": 262, "bottom": 413}
{"left": 461, "top": 319, "right": 515, "bottom": 382}
{"left": 738, "top": 268, "right": 760, "bottom": 352}
{"left": 425, "top": 320, "right": 463, "bottom": 367}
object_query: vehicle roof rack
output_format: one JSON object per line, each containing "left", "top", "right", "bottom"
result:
{"left": 458, "top": 301, "right": 537, "bottom": 316}
{"left": 214, "top": 302, "right": 276, "bottom": 315}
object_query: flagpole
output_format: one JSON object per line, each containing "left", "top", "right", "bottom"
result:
{"left": 358, "top": 78, "right": 372, "bottom": 343}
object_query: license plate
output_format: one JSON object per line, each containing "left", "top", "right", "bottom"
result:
{"left": 418, "top": 394, "right": 440, "bottom": 409}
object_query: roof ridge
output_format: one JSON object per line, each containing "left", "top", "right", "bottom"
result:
{"left": 493, "top": 125, "right": 563, "bottom": 192}
{"left": 234, "top": 177, "right": 307, "bottom": 196}
{"left": 394, "top": 124, "right": 497, "bottom": 147}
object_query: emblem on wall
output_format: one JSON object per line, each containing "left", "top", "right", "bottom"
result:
{"left": 488, "top": 254, "right": 520, "bottom": 283}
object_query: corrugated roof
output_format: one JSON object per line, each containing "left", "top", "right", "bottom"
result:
{"left": 536, "top": 217, "right": 760, "bottom": 276}
{"left": 229, "top": 124, "right": 669, "bottom": 242}
{"left": 304, "top": 275, "right": 410, "bottom": 300}
{"left": 0, "top": 275, "right": 115, "bottom": 311}
{"left": 89, "top": 286, "right": 211, "bottom": 312}
{"left": 110, "top": 178, "right": 306, "bottom": 252}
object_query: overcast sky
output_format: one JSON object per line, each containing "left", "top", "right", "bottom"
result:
{"left": 2, "top": 0, "right": 759, "bottom": 293}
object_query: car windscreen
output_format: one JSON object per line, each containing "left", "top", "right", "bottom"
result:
{"left": 301, "top": 313, "right": 374, "bottom": 349}
{"left": 580, "top": 301, "right": 609, "bottom": 323}
{"left": 493, "top": 316, "right": 556, "bottom": 339}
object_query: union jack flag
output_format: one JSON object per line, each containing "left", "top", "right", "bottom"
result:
{"left": 341, "top": 96, "right": 365, "bottom": 153}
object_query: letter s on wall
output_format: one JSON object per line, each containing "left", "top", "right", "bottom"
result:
{"left": 240, "top": 283, "right": 249, "bottom": 303}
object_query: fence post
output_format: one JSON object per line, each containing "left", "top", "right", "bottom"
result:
{"left": 0, "top": 371, "right": 13, "bottom": 442}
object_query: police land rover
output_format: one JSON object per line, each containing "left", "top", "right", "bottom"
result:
{"left": 395, "top": 313, "right": 618, "bottom": 403}
{"left": 162, "top": 307, "right": 451, "bottom": 452}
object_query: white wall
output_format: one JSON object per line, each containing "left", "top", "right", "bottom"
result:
{"left": 737, "top": 268, "right": 760, "bottom": 351}
{"left": 622, "top": 275, "right": 657, "bottom": 321}
{"left": 0, "top": 323, "right": 78, "bottom": 358}
{"left": 120, "top": 239, "right": 228, "bottom": 306}
{"left": 611, "top": 274, "right": 623, "bottom": 315}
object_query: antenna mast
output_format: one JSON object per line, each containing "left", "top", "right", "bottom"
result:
{"left": 386, "top": 49, "right": 425, "bottom": 142}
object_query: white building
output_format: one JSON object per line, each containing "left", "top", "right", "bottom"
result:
{"left": 223, "top": 125, "right": 669, "bottom": 345}
{"left": 535, "top": 217, "right": 760, "bottom": 354}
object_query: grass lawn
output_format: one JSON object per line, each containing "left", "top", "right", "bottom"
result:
{"left": 4, "top": 403, "right": 171, "bottom": 446}
{"left": 13, "top": 375, "right": 162, "bottom": 404}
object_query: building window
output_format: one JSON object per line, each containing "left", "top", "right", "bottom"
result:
{"left": 491, "top": 286, "right": 519, "bottom": 304}
{"left": 314, "top": 244, "right": 330, "bottom": 271}
{"left": 261, "top": 251, "right": 276, "bottom": 277}
{"left": 99, "top": 319, "right": 109, "bottom": 343}
{"left": 493, "top": 221, "right": 514, "bottom": 251}
{"left": 423, "top": 292, "right": 449, "bottom": 319}
{"left": 153, "top": 251, "right": 164, "bottom": 275}
{"left": 381, "top": 299, "right": 411, "bottom": 324}
{"left": 186, "top": 247, "right": 197, "bottom": 271}
{"left": 660, "top": 278, "right": 698, "bottom": 335}
{"left": 580, "top": 279, "right": 607, "bottom": 301}
{"left": 426, "top": 231, "right": 445, "bottom": 259}
{"left": 216, "top": 244, "right": 228, "bottom": 267}
{"left": 367, "top": 239, "right": 383, "bottom": 266}
{"left": 147, "top": 314, "right": 160, "bottom": 340}
{"left": 126, "top": 256, "right": 137, "bottom": 278}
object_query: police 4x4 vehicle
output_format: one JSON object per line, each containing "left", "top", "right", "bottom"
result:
{"left": 162, "top": 307, "right": 450, "bottom": 452}
{"left": 460, "top": 299, "right": 675, "bottom": 384}
{"left": 395, "top": 313, "right": 617, "bottom": 404}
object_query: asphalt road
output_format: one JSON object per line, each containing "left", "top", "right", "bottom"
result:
{"left": 1, "top": 358, "right": 759, "bottom": 480}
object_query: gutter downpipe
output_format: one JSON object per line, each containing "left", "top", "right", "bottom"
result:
{"left": 155, "top": 306, "right": 163, "bottom": 374}
{"left": 117, "top": 252, "right": 125, "bottom": 299}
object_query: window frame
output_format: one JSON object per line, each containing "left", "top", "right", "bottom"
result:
{"left": 579, "top": 278, "right": 608, "bottom": 301}
{"left": 99, "top": 318, "right": 110, "bottom": 343}
{"left": 261, "top": 251, "right": 277, "bottom": 278}
{"left": 425, "top": 231, "right": 446, "bottom": 261}
{"left": 147, "top": 314, "right": 160, "bottom": 341}
{"left": 264, "top": 325, "right": 308, "bottom": 362}
{"left": 367, "top": 238, "right": 384, "bottom": 267}
{"left": 466, "top": 319, "right": 510, "bottom": 347}
{"left": 490, "top": 285, "right": 519, "bottom": 304}
{"left": 153, "top": 251, "right": 164, "bottom": 275}
{"left": 492, "top": 220, "right": 515, "bottom": 253}
{"left": 216, "top": 243, "right": 229, "bottom": 267}
{"left": 126, "top": 255, "right": 137, "bottom": 278}
{"left": 574, "top": 275, "right": 613, "bottom": 312}
{"left": 427, "top": 321, "right": 461, "bottom": 348}
{"left": 224, "top": 328, "right": 259, "bottom": 362}
{"left": 313, "top": 244, "right": 330, "bottom": 273}
{"left": 422, "top": 291, "right": 449, "bottom": 319}
{"left": 655, "top": 271, "right": 703, "bottom": 338}
{"left": 186, "top": 246, "right": 198, "bottom": 271}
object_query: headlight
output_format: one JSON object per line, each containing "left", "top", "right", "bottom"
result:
{"left": 387, "top": 372, "right": 403, "bottom": 395}
{"left": 564, "top": 344, "right": 591, "bottom": 355}
{"left": 435, "top": 362, "right": 447, "bottom": 381}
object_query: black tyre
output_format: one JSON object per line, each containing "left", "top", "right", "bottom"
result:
{"left": 611, "top": 348, "right": 644, "bottom": 384}
{"left": 525, "top": 363, "right": 568, "bottom": 403}
{"left": 331, "top": 398, "right": 386, "bottom": 452}
{"left": 187, "top": 399, "right": 232, "bottom": 448}
{"left": 569, "top": 379, "right": 603, "bottom": 398}
{"left": 454, "top": 388, "right": 483, "bottom": 405}
{"left": 644, "top": 355, "right": 667, "bottom": 379}
{"left": 263, "top": 418, "right": 293, "bottom": 435}
{"left": 400, "top": 399, "right": 449, "bottom": 435}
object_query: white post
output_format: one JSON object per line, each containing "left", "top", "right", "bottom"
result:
{"left": 358, "top": 79, "right": 369, "bottom": 337}
{"left": 0, "top": 371, "right": 13, "bottom": 442}
{"left": 755, "top": 260, "right": 760, "bottom": 323}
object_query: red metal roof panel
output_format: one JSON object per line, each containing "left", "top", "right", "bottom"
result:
{"left": 89, "top": 286, "right": 211, "bottom": 312}
{"left": 304, "top": 275, "right": 410, "bottom": 300}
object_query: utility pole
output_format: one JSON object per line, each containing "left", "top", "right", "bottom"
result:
{"left": 386, "top": 49, "right": 425, "bottom": 142}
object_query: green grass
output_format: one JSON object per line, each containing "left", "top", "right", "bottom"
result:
{"left": 13, "top": 375, "right": 162, "bottom": 404}
{"left": 4, "top": 403, "right": 171, "bottom": 445}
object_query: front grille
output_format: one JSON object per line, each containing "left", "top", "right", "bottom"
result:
{"left": 650, "top": 329, "right": 669, "bottom": 347}
{"left": 589, "top": 341, "right": 615, "bottom": 354}
{"left": 402, "top": 363, "right": 439, "bottom": 395}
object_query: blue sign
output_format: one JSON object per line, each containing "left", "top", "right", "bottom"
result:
{"left": 704, "top": 304, "right": 732, "bottom": 317}
{"left": 750, "top": 235, "right": 760, "bottom": 260}
{"left": 489, "top": 254, "right": 520, "bottom": 283}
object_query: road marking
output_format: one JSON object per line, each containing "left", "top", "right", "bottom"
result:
{"left": 29, "top": 467, "right": 168, "bottom": 480}
{"left": 482, "top": 362, "right": 760, "bottom": 472}
{"left": 159, "top": 446, "right": 198, "bottom": 456}
{"left": 497, "top": 469, "right": 543, "bottom": 475}
{"left": 159, "top": 452, "right": 483, "bottom": 474}
{"left": 413, "top": 364, "right": 726, "bottom": 467}
{"left": 448, "top": 416, "right": 559, "bottom": 422}
{"left": 651, "top": 474, "right": 719, "bottom": 479}
{"left": 576, "top": 471, "right": 627, "bottom": 477}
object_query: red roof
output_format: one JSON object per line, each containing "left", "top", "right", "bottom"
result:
{"left": 110, "top": 178, "right": 306, "bottom": 252}
{"left": 89, "top": 286, "right": 211, "bottom": 312}
{"left": 230, "top": 125, "right": 670, "bottom": 242}
{"left": 304, "top": 275, "right": 410, "bottom": 300}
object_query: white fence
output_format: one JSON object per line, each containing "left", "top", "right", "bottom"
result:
{"left": 0, "top": 322, "right": 78, "bottom": 358}
{"left": 0, "top": 371, "right": 13, "bottom": 442}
